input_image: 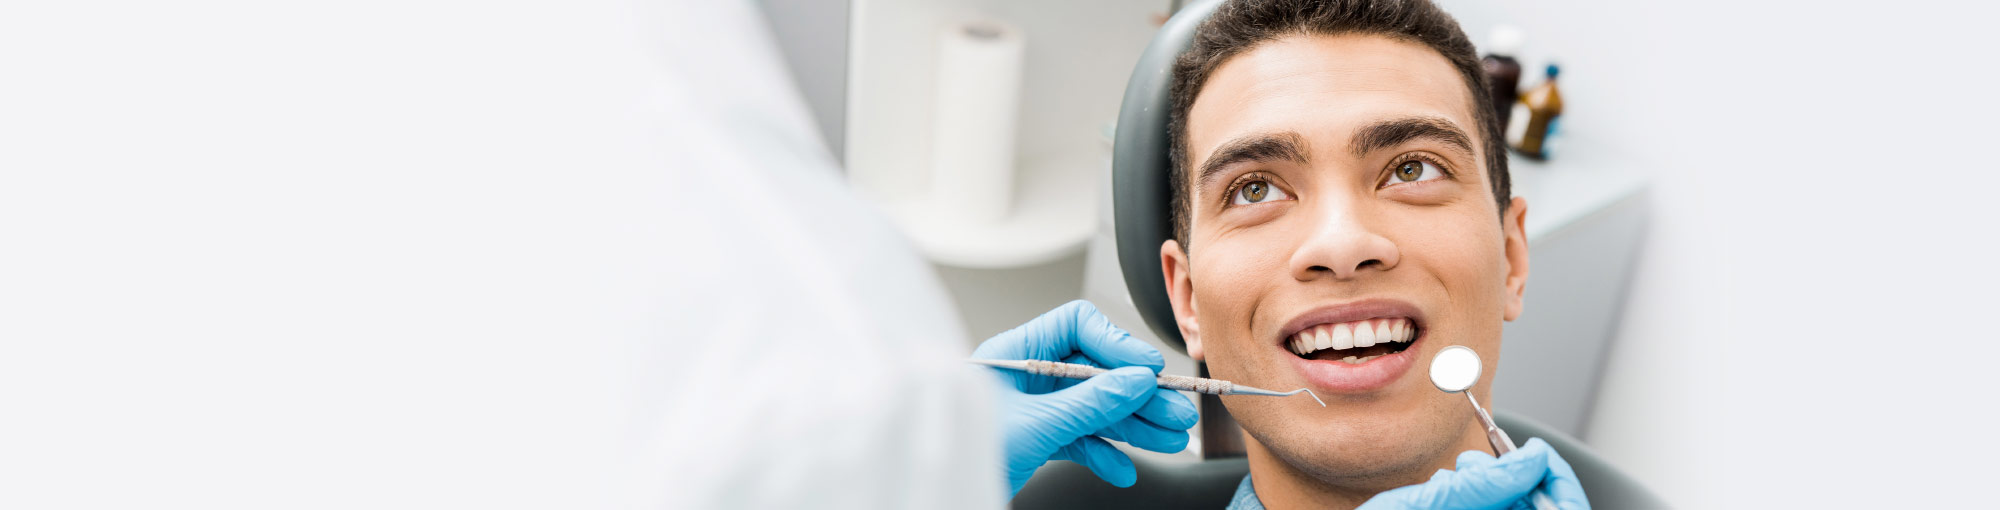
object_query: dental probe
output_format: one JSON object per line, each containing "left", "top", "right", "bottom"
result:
{"left": 967, "top": 358, "right": 1325, "bottom": 407}
{"left": 1430, "top": 346, "right": 1560, "bottom": 510}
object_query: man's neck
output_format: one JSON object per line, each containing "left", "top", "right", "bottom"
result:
{"left": 1241, "top": 424, "right": 1491, "bottom": 510}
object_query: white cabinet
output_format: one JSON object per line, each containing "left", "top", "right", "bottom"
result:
{"left": 1494, "top": 142, "right": 1650, "bottom": 437}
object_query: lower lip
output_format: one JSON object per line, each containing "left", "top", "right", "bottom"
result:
{"left": 1286, "top": 338, "right": 1421, "bottom": 393}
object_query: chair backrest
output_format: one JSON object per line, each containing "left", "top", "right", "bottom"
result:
{"left": 1492, "top": 409, "right": 1673, "bottom": 509}
{"left": 1010, "top": 409, "right": 1671, "bottom": 509}
{"left": 1109, "top": 0, "right": 1219, "bottom": 355}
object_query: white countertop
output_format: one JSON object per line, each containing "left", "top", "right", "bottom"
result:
{"left": 1511, "top": 140, "right": 1651, "bottom": 243}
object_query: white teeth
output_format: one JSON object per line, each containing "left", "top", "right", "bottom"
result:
{"left": 1353, "top": 321, "right": 1377, "bottom": 348}
{"left": 1291, "top": 318, "right": 1416, "bottom": 356}
{"left": 1341, "top": 355, "right": 1359, "bottom": 364}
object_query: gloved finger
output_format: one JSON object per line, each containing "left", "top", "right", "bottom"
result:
{"left": 1001, "top": 351, "right": 1098, "bottom": 396}
{"left": 971, "top": 326, "right": 1055, "bottom": 392}
{"left": 1053, "top": 355, "right": 1196, "bottom": 433}
{"left": 1071, "top": 371, "right": 1192, "bottom": 453}
{"left": 1012, "top": 352, "right": 1126, "bottom": 395}
{"left": 1092, "top": 413, "right": 1189, "bottom": 454}
{"left": 1454, "top": 448, "right": 1499, "bottom": 469}
{"left": 1133, "top": 387, "right": 1198, "bottom": 430}
{"left": 1469, "top": 441, "right": 1551, "bottom": 481}
{"left": 1037, "top": 366, "right": 1158, "bottom": 440}
{"left": 1357, "top": 484, "right": 1408, "bottom": 510}
{"left": 1490, "top": 439, "right": 1553, "bottom": 471}
{"left": 1040, "top": 352, "right": 1103, "bottom": 393}
{"left": 971, "top": 303, "right": 1114, "bottom": 363}
{"left": 995, "top": 300, "right": 1160, "bottom": 371}
{"left": 1051, "top": 435, "right": 1138, "bottom": 487}
{"left": 1525, "top": 438, "right": 1591, "bottom": 509}
{"left": 1357, "top": 482, "right": 1431, "bottom": 510}
{"left": 970, "top": 301, "right": 1161, "bottom": 392}
{"left": 1051, "top": 300, "right": 1164, "bottom": 372}
{"left": 1396, "top": 445, "right": 1548, "bottom": 509}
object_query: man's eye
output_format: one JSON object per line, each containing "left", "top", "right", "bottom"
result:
{"left": 1231, "top": 180, "right": 1290, "bottom": 205}
{"left": 1389, "top": 160, "right": 1444, "bottom": 184}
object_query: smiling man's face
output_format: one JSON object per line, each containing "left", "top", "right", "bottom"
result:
{"left": 1160, "top": 33, "right": 1531, "bottom": 504}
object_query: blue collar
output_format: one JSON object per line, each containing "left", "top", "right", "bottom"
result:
{"left": 1226, "top": 474, "right": 1263, "bottom": 510}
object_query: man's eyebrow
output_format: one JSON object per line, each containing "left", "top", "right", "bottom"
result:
{"left": 1195, "top": 131, "right": 1310, "bottom": 190}
{"left": 1348, "top": 116, "right": 1476, "bottom": 159}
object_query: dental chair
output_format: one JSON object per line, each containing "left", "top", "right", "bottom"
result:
{"left": 1012, "top": 2, "right": 1672, "bottom": 508}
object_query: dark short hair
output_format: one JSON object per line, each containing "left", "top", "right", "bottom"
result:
{"left": 1166, "top": 0, "right": 1509, "bottom": 245}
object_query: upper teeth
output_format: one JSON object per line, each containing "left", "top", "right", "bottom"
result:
{"left": 1288, "top": 318, "right": 1416, "bottom": 356}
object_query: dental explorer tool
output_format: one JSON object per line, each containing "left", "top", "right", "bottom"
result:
{"left": 1430, "top": 346, "right": 1561, "bottom": 510}
{"left": 967, "top": 358, "right": 1325, "bottom": 407}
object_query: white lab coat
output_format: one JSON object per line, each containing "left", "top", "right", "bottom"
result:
{"left": 649, "top": 2, "right": 1003, "bottom": 508}
{"left": 0, "top": 0, "right": 1001, "bottom": 508}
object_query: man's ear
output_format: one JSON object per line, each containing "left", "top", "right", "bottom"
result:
{"left": 1160, "top": 240, "right": 1204, "bottom": 360}
{"left": 1502, "top": 196, "right": 1531, "bottom": 321}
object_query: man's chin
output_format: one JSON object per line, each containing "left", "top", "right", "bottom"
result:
{"left": 1240, "top": 406, "right": 1463, "bottom": 489}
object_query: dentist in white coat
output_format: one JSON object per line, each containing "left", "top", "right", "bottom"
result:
{"left": 1, "top": 0, "right": 1184, "bottom": 508}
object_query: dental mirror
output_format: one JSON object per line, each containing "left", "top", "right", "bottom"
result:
{"left": 1429, "top": 345, "right": 1562, "bottom": 510}
{"left": 1429, "top": 345, "right": 1482, "bottom": 393}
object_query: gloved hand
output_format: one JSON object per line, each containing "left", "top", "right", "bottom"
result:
{"left": 971, "top": 300, "right": 1199, "bottom": 498}
{"left": 1359, "top": 438, "right": 1591, "bottom": 510}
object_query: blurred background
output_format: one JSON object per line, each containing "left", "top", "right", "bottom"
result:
{"left": 758, "top": 0, "right": 2000, "bottom": 507}
{"left": 2, "top": 0, "right": 1995, "bottom": 507}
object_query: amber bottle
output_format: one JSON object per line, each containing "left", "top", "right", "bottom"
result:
{"left": 1507, "top": 64, "right": 1563, "bottom": 160}
{"left": 1482, "top": 26, "right": 1524, "bottom": 129}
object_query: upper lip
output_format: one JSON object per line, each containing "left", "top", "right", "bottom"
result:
{"left": 1275, "top": 299, "right": 1426, "bottom": 347}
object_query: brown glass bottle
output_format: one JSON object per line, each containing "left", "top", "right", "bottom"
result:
{"left": 1482, "top": 27, "right": 1524, "bottom": 129}
{"left": 1507, "top": 64, "right": 1563, "bottom": 160}
{"left": 1485, "top": 54, "right": 1522, "bottom": 129}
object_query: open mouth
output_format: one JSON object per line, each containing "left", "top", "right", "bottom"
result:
{"left": 1285, "top": 317, "right": 1418, "bottom": 364}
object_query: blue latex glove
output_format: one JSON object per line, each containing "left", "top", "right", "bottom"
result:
{"left": 1359, "top": 438, "right": 1591, "bottom": 510}
{"left": 971, "top": 300, "right": 1199, "bottom": 497}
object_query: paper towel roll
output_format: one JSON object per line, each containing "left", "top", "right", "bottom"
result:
{"left": 930, "top": 19, "right": 1025, "bottom": 225}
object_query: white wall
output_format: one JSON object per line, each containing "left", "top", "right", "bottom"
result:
{"left": 1440, "top": 0, "right": 2000, "bottom": 507}
{"left": 756, "top": 0, "right": 849, "bottom": 159}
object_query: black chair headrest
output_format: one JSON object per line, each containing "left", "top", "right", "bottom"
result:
{"left": 1111, "top": 0, "right": 1222, "bottom": 355}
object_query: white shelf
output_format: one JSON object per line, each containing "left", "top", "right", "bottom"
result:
{"left": 843, "top": 0, "right": 1163, "bottom": 269}
{"left": 873, "top": 149, "right": 1102, "bottom": 268}
{"left": 1509, "top": 139, "right": 1650, "bottom": 243}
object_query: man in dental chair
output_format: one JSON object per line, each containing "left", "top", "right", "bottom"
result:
{"left": 975, "top": 0, "right": 1590, "bottom": 508}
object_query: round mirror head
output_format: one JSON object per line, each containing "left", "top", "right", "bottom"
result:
{"left": 1429, "top": 345, "right": 1483, "bottom": 393}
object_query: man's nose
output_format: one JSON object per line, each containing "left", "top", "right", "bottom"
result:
{"left": 1288, "top": 200, "right": 1400, "bottom": 282}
